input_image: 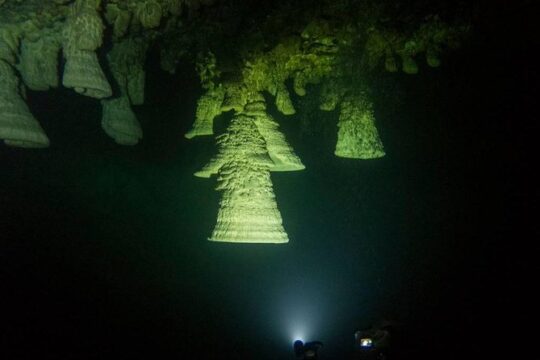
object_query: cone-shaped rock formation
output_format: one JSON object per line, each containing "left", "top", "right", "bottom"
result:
{"left": 101, "top": 96, "right": 143, "bottom": 145}
{"left": 335, "top": 93, "right": 385, "bottom": 159}
{"left": 210, "top": 114, "right": 288, "bottom": 243}
{"left": 185, "top": 86, "right": 225, "bottom": 139}
{"left": 0, "top": 60, "right": 49, "bottom": 148}
{"left": 62, "top": 0, "right": 112, "bottom": 99}
{"left": 100, "top": 37, "right": 149, "bottom": 144}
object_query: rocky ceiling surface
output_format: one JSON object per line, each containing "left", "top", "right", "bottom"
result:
{"left": 0, "top": 0, "right": 469, "bottom": 242}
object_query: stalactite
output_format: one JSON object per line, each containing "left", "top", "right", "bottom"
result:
{"left": 99, "top": 36, "right": 149, "bottom": 145}
{"left": 185, "top": 85, "right": 225, "bottom": 139}
{"left": 101, "top": 96, "right": 143, "bottom": 145}
{"left": 62, "top": 0, "right": 112, "bottom": 99}
{"left": 18, "top": 36, "right": 60, "bottom": 91}
{"left": 210, "top": 114, "right": 288, "bottom": 243}
{"left": 335, "top": 93, "right": 385, "bottom": 159}
{"left": 0, "top": 60, "right": 49, "bottom": 148}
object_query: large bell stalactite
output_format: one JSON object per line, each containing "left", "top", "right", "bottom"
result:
{"left": 210, "top": 112, "right": 289, "bottom": 244}
{"left": 193, "top": 92, "right": 303, "bottom": 243}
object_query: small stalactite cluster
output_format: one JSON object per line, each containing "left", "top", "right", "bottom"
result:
{"left": 0, "top": 0, "right": 209, "bottom": 147}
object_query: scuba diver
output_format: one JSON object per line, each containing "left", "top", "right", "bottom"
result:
{"left": 354, "top": 320, "right": 397, "bottom": 359}
{"left": 294, "top": 339, "right": 324, "bottom": 359}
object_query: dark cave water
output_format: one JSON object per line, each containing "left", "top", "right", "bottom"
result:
{"left": 1, "top": 20, "right": 531, "bottom": 360}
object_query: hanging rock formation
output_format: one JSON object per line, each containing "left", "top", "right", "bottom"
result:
{"left": 193, "top": 93, "right": 302, "bottom": 242}
{"left": 335, "top": 93, "right": 385, "bottom": 159}
{"left": 362, "top": 15, "right": 466, "bottom": 74}
{"left": 247, "top": 96, "right": 305, "bottom": 172}
{"left": 194, "top": 92, "right": 305, "bottom": 176}
{"left": 0, "top": 60, "right": 49, "bottom": 148}
{"left": 100, "top": 36, "right": 149, "bottom": 145}
{"left": 210, "top": 113, "right": 288, "bottom": 243}
{"left": 18, "top": 36, "right": 60, "bottom": 91}
{"left": 101, "top": 96, "right": 143, "bottom": 145}
{"left": 185, "top": 85, "right": 225, "bottom": 139}
{"left": 62, "top": 0, "right": 112, "bottom": 99}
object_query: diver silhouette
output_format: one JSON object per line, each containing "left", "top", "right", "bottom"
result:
{"left": 294, "top": 339, "right": 324, "bottom": 359}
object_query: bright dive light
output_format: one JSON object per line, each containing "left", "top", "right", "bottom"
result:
{"left": 291, "top": 325, "right": 307, "bottom": 344}
{"left": 360, "top": 338, "right": 373, "bottom": 349}
{"left": 292, "top": 332, "right": 305, "bottom": 344}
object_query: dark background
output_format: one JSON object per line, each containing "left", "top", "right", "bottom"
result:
{"left": 1, "top": 1, "right": 535, "bottom": 359}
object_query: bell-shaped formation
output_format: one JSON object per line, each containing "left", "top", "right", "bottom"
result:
{"left": 62, "top": 49, "right": 112, "bottom": 99}
{"left": 209, "top": 114, "right": 289, "bottom": 243}
{"left": 335, "top": 93, "right": 385, "bottom": 159}
{"left": 275, "top": 83, "right": 296, "bottom": 115}
{"left": 195, "top": 93, "right": 305, "bottom": 176}
{"left": 18, "top": 37, "right": 60, "bottom": 91}
{"left": 64, "top": 0, "right": 105, "bottom": 52}
{"left": 100, "top": 37, "right": 149, "bottom": 145}
{"left": 193, "top": 91, "right": 301, "bottom": 242}
{"left": 246, "top": 96, "right": 305, "bottom": 172}
{"left": 0, "top": 61, "right": 49, "bottom": 148}
{"left": 108, "top": 37, "right": 149, "bottom": 106}
{"left": 193, "top": 92, "right": 250, "bottom": 178}
{"left": 185, "top": 86, "right": 225, "bottom": 139}
{"left": 62, "top": 0, "right": 112, "bottom": 99}
{"left": 101, "top": 96, "right": 142, "bottom": 145}
{"left": 254, "top": 113, "right": 305, "bottom": 171}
